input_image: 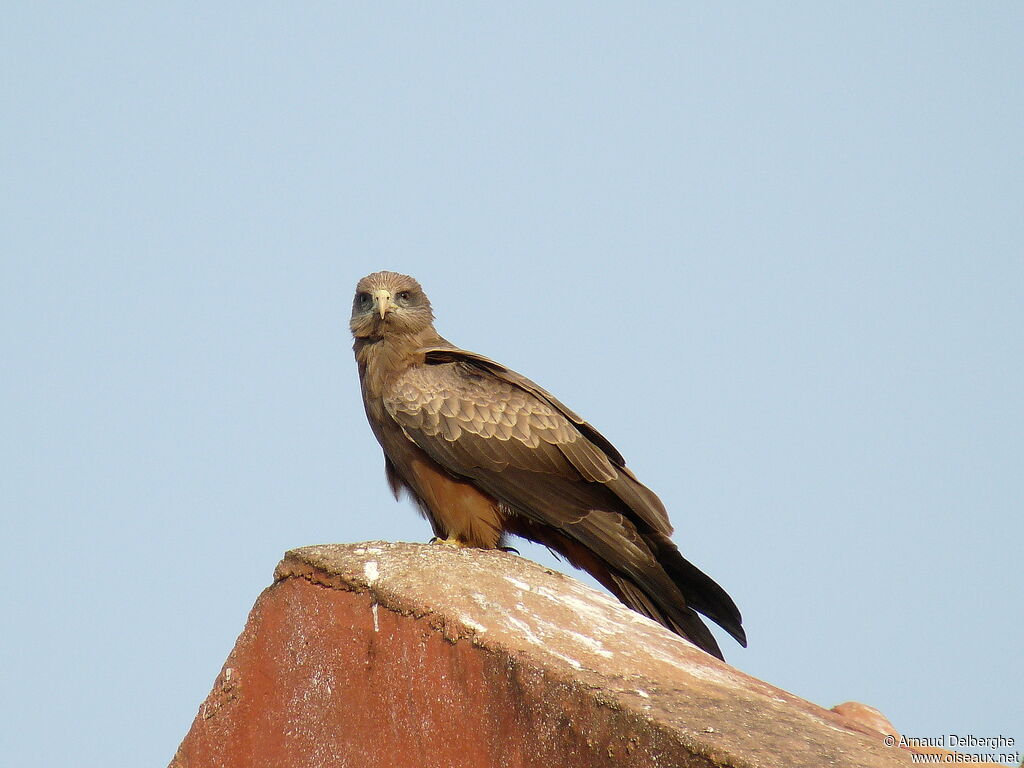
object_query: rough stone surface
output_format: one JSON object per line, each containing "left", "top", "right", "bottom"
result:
{"left": 831, "top": 702, "right": 898, "bottom": 739}
{"left": 172, "top": 542, "right": 934, "bottom": 768}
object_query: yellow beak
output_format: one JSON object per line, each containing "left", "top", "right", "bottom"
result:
{"left": 372, "top": 289, "right": 393, "bottom": 319}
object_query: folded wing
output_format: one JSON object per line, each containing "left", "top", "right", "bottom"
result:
{"left": 382, "top": 346, "right": 745, "bottom": 657}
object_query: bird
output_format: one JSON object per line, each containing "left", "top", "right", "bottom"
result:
{"left": 349, "top": 270, "right": 745, "bottom": 660}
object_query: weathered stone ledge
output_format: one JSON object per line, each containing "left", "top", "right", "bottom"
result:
{"left": 171, "top": 541, "right": 965, "bottom": 767}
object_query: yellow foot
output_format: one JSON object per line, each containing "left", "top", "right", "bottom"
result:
{"left": 428, "top": 536, "right": 472, "bottom": 548}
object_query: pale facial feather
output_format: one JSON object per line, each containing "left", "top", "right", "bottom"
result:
{"left": 350, "top": 270, "right": 435, "bottom": 338}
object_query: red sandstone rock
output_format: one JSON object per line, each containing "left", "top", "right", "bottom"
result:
{"left": 831, "top": 701, "right": 899, "bottom": 739}
{"left": 830, "top": 702, "right": 1008, "bottom": 766}
{"left": 173, "top": 542, "right": 930, "bottom": 768}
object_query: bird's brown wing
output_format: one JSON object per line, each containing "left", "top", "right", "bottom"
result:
{"left": 383, "top": 346, "right": 745, "bottom": 655}
{"left": 418, "top": 347, "right": 673, "bottom": 536}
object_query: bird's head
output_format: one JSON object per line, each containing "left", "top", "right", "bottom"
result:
{"left": 350, "top": 271, "right": 434, "bottom": 338}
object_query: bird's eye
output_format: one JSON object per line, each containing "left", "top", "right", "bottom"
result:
{"left": 397, "top": 290, "right": 411, "bottom": 302}
{"left": 357, "top": 292, "right": 371, "bottom": 305}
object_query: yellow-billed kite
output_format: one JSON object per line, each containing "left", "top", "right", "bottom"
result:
{"left": 350, "top": 270, "right": 745, "bottom": 659}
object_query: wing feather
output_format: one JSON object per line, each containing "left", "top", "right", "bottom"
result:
{"left": 380, "top": 346, "right": 744, "bottom": 652}
{"left": 384, "top": 357, "right": 660, "bottom": 568}
{"left": 416, "top": 347, "right": 672, "bottom": 535}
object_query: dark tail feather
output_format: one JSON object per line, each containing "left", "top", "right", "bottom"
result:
{"left": 609, "top": 573, "right": 726, "bottom": 660}
{"left": 504, "top": 507, "right": 743, "bottom": 658}
{"left": 520, "top": 521, "right": 731, "bottom": 659}
{"left": 646, "top": 533, "right": 747, "bottom": 647}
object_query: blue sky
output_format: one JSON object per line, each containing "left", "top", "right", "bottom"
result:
{"left": 3, "top": 4, "right": 1021, "bottom": 765}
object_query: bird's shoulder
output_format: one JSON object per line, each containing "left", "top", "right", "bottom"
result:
{"left": 385, "top": 353, "right": 578, "bottom": 448}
